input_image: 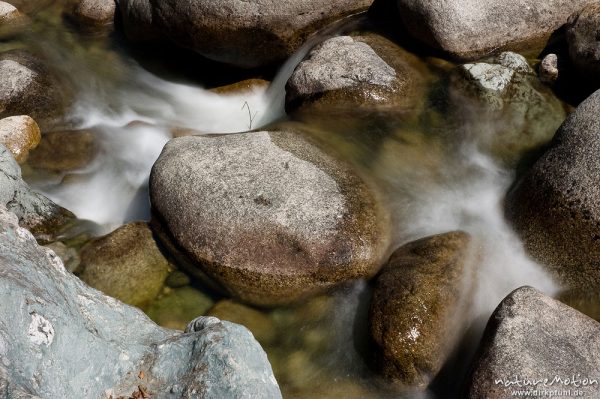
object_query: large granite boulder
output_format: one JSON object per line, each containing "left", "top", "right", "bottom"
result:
{"left": 0, "top": 205, "right": 282, "bottom": 398}
{"left": 369, "top": 231, "right": 475, "bottom": 389}
{"left": 505, "top": 89, "right": 600, "bottom": 290}
{"left": 567, "top": 3, "right": 600, "bottom": 80}
{"left": 0, "top": 115, "right": 41, "bottom": 164}
{"left": 395, "top": 0, "right": 593, "bottom": 60}
{"left": 150, "top": 128, "right": 390, "bottom": 306}
{"left": 286, "top": 34, "right": 425, "bottom": 115}
{"left": 468, "top": 286, "right": 600, "bottom": 398}
{"left": 0, "top": 143, "right": 74, "bottom": 242}
{"left": 78, "top": 222, "right": 172, "bottom": 308}
{"left": 449, "top": 52, "right": 566, "bottom": 165}
{"left": 119, "top": 0, "right": 372, "bottom": 68}
{"left": 0, "top": 50, "right": 71, "bottom": 130}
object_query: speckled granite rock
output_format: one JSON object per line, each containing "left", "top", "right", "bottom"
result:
{"left": 119, "top": 0, "right": 372, "bottom": 67}
{"left": 150, "top": 128, "right": 390, "bottom": 306}
{"left": 0, "top": 115, "right": 41, "bottom": 164}
{"left": 0, "top": 205, "right": 282, "bottom": 398}
{"left": 396, "top": 0, "right": 594, "bottom": 60}
{"left": 468, "top": 286, "right": 600, "bottom": 398}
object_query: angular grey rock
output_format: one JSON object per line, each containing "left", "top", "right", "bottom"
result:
{"left": 567, "top": 3, "right": 600, "bottom": 79}
{"left": 396, "top": 0, "right": 593, "bottom": 60}
{"left": 0, "top": 143, "right": 74, "bottom": 241}
{"left": 0, "top": 205, "right": 282, "bottom": 398}
{"left": 119, "top": 0, "right": 372, "bottom": 68}
{"left": 0, "top": 50, "right": 71, "bottom": 130}
{"left": 449, "top": 52, "right": 565, "bottom": 165}
{"left": 506, "top": 89, "right": 600, "bottom": 290}
{"left": 150, "top": 128, "right": 391, "bottom": 306}
{"left": 286, "top": 34, "right": 424, "bottom": 114}
{"left": 468, "top": 286, "right": 600, "bottom": 398}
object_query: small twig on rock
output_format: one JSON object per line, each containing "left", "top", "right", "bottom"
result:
{"left": 241, "top": 101, "right": 258, "bottom": 130}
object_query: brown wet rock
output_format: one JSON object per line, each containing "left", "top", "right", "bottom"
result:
{"left": 28, "top": 129, "right": 97, "bottom": 172}
{"left": 146, "top": 286, "right": 213, "bottom": 330}
{"left": 207, "top": 299, "right": 276, "bottom": 345}
{"left": 150, "top": 127, "right": 391, "bottom": 306}
{"left": 79, "top": 222, "right": 171, "bottom": 308}
{"left": 567, "top": 3, "right": 600, "bottom": 80}
{"left": 210, "top": 79, "right": 270, "bottom": 95}
{"left": 369, "top": 231, "right": 475, "bottom": 389}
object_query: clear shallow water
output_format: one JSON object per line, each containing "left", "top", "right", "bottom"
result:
{"left": 14, "top": 2, "right": 564, "bottom": 398}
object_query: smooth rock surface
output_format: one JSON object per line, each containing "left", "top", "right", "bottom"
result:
{"left": 70, "top": 0, "right": 116, "bottom": 27}
{"left": 0, "top": 115, "right": 41, "bottom": 164}
{"left": 79, "top": 222, "right": 172, "bottom": 308}
{"left": 0, "top": 50, "right": 71, "bottom": 130}
{"left": 506, "top": 89, "right": 600, "bottom": 290}
{"left": 540, "top": 53, "right": 559, "bottom": 84}
{"left": 146, "top": 286, "right": 214, "bottom": 330}
{"left": 567, "top": 3, "right": 600, "bottom": 79}
{"left": 0, "top": 143, "right": 74, "bottom": 241}
{"left": 396, "top": 0, "right": 593, "bottom": 60}
{"left": 369, "top": 232, "right": 475, "bottom": 389}
{"left": 0, "top": 205, "right": 282, "bottom": 398}
{"left": 468, "top": 287, "right": 600, "bottom": 398}
{"left": 150, "top": 128, "right": 390, "bottom": 306}
{"left": 449, "top": 52, "right": 565, "bottom": 165}
{"left": 286, "top": 34, "right": 424, "bottom": 114}
{"left": 0, "top": 0, "right": 26, "bottom": 35}
{"left": 119, "top": 0, "right": 372, "bottom": 68}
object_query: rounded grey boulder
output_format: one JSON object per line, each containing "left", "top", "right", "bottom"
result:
{"left": 396, "top": 0, "right": 593, "bottom": 60}
{"left": 119, "top": 0, "right": 372, "bottom": 68}
{"left": 286, "top": 34, "right": 425, "bottom": 115}
{"left": 505, "top": 89, "right": 600, "bottom": 290}
{"left": 150, "top": 128, "right": 391, "bottom": 306}
{"left": 468, "top": 286, "right": 600, "bottom": 398}
{"left": 0, "top": 205, "right": 282, "bottom": 398}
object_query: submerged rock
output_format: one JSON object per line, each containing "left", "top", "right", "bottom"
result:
{"left": 207, "top": 299, "right": 277, "bottom": 345}
{"left": 468, "top": 287, "right": 600, "bottom": 398}
{"left": 119, "top": 0, "right": 372, "bottom": 68}
{"left": 150, "top": 128, "right": 390, "bottom": 306}
{"left": 0, "top": 115, "right": 41, "bottom": 164}
{"left": 146, "top": 286, "right": 214, "bottom": 330}
{"left": 369, "top": 232, "right": 475, "bottom": 389}
{"left": 567, "top": 3, "right": 600, "bottom": 80}
{"left": 539, "top": 53, "right": 559, "bottom": 84}
{"left": 0, "top": 205, "right": 282, "bottom": 398}
{"left": 0, "top": 143, "right": 74, "bottom": 242}
{"left": 506, "top": 89, "right": 600, "bottom": 290}
{"left": 396, "top": 0, "right": 592, "bottom": 60}
{"left": 286, "top": 34, "right": 425, "bottom": 115}
{"left": 78, "top": 222, "right": 172, "bottom": 308}
{"left": 27, "top": 129, "right": 97, "bottom": 172}
{"left": 449, "top": 52, "right": 565, "bottom": 165}
{"left": 0, "top": 50, "right": 71, "bottom": 130}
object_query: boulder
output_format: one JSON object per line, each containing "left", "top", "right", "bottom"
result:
{"left": 68, "top": 0, "right": 116, "bottom": 28}
{"left": 449, "top": 52, "right": 566, "bottom": 165}
{"left": 396, "top": 0, "right": 593, "bottom": 60}
{"left": 207, "top": 299, "right": 277, "bottom": 345}
{"left": 0, "top": 50, "right": 71, "bottom": 130}
{"left": 505, "top": 89, "right": 600, "bottom": 290}
{"left": 27, "top": 129, "right": 97, "bottom": 172}
{"left": 0, "top": 1, "right": 27, "bottom": 36}
{"left": 119, "top": 0, "right": 372, "bottom": 68}
{"left": 566, "top": 3, "right": 600, "bottom": 80}
{"left": 150, "top": 128, "right": 390, "bottom": 306}
{"left": 0, "top": 143, "right": 75, "bottom": 242}
{"left": 0, "top": 205, "right": 282, "bottom": 398}
{"left": 78, "top": 222, "right": 172, "bottom": 308}
{"left": 0, "top": 115, "right": 41, "bottom": 164}
{"left": 286, "top": 34, "right": 425, "bottom": 115}
{"left": 3, "top": 0, "right": 53, "bottom": 14}
{"left": 146, "top": 286, "right": 214, "bottom": 330}
{"left": 468, "top": 286, "right": 600, "bottom": 398}
{"left": 369, "top": 231, "right": 475, "bottom": 389}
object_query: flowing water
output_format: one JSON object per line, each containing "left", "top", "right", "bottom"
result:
{"left": 11, "top": 2, "right": 566, "bottom": 398}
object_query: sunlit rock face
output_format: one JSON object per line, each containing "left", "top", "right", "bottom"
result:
{"left": 0, "top": 205, "right": 282, "bottom": 399}
{"left": 150, "top": 128, "right": 391, "bottom": 306}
